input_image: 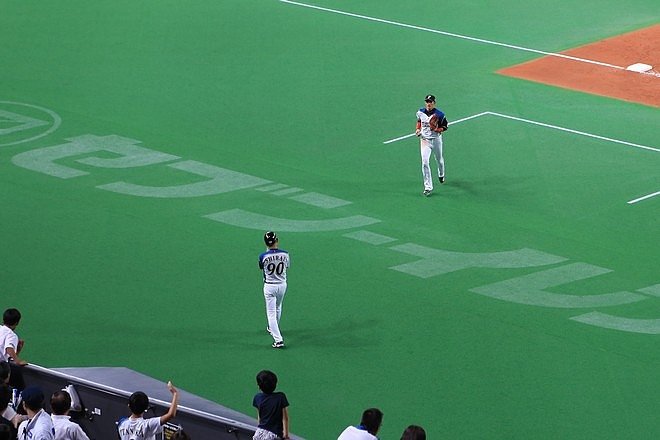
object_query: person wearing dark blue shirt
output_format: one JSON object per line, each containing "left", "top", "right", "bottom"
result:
{"left": 252, "top": 370, "right": 289, "bottom": 440}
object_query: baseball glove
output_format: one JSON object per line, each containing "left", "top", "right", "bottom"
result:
{"left": 429, "top": 114, "right": 447, "bottom": 133}
{"left": 429, "top": 114, "right": 440, "bottom": 132}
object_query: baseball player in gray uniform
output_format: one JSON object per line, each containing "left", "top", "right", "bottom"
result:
{"left": 415, "top": 94, "right": 448, "bottom": 196}
{"left": 258, "top": 231, "right": 290, "bottom": 349}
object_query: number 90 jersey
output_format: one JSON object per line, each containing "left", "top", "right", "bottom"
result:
{"left": 259, "top": 249, "right": 290, "bottom": 284}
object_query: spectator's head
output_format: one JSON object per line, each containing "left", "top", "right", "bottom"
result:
{"left": 0, "top": 424, "right": 11, "bottom": 440}
{"left": 50, "top": 390, "right": 72, "bottom": 415}
{"left": 2, "top": 309, "right": 21, "bottom": 328}
{"left": 0, "top": 384, "right": 11, "bottom": 411}
{"left": 360, "top": 408, "right": 383, "bottom": 436}
{"left": 172, "top": 430, "right": 191, "bottom": 440}
{"left": 401, "top": 425, "right": 426, "bottom": 440}
{"left": 0, "top": 362, "right": 9, "bottom": 384}
{"left": 256, "top": 370, "right": 277, "bottom": 394}
{"left": 128, "top": 391, "right": 150, "bottom": 415}
{"left": 21, "top": 386, "right": 45, "bottom": 412}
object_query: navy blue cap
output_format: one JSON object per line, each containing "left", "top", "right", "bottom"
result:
{"left": 21, "top": 386, "right": 44, "bottom": 409}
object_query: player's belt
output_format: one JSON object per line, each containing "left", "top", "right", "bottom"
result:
{"left": 264, "top": 281, "right": 285, "bottom": 284}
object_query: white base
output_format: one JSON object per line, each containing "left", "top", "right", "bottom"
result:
{"left": 626, "top": 62, "right": 653, "bottom": 72}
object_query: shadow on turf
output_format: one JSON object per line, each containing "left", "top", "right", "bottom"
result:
{"left": 258, "top": 318, "right": 382, "bottom": 348}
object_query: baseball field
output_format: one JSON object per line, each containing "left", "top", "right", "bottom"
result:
{"left": 1, "top": 0, "right": 659, "bottom": 438}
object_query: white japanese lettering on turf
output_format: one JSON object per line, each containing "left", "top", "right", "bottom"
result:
{"left": 0, "top": 101, "right": 61, "bottom": 147}
{"left": 99, "top": 160, "right": 271, "bottom": 198}
{"left": 11, "top": 135, "right": 179, "bottom": 178}
{"left": 204, "top": 209, "right": 380, "bottom": 232}
{"left": 470, "top": 263, "right": 646, "bottom": 308}
{"left": 389, "top": 243, "right": 566, "bottom": 278}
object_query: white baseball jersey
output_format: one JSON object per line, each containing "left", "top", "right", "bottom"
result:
{"left": 259, "top": 249, "right": 290, "bottom": 284}
{"left": 0, "top": 325, "right": 18, "bottom": 362}
{"left": 18, "top": 409, "right": 55, "bottom": 440}
{"left": 416, "top": 108, "right": 447, "bottom": 139}
{"left": 117, "top": 417, "right": 162, "bottom": 440}
{"left": 51, "top": 415, "right": 90, "bottom": 440}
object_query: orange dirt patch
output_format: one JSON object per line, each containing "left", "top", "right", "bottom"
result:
{"left": 498, "top": 25, "right": 660, "bottom": 107}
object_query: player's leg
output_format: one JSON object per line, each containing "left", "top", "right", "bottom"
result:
{"left": 275, "top": 284, "right": 286, "bottom": 324}
{"left": 420, "top": 139, "right": 433, "bottom": 193}
{"left": 433, "top": 137, "right": 445, "bottom": 182}
{"left": 263, "top": 285, "right": 283, "bottom": 343}
{"left": 275, "top": 284, "right": 286, "bottom": 348}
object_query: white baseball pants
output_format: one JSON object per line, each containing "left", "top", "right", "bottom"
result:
{"left": 263, "top": 282, "right": 287, "bottom": 343}
{"left": 420, "top": 136, "right": 444, "bottom": 191}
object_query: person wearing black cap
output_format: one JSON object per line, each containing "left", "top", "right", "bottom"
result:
{"left": 415, "top": 94, "right": 449, "bottom": 196}
{"left": 258, "top": 231, "right": 290, "bottom": 348}
{"left": 17, "top": 386, "right": 55, "bottom": 439}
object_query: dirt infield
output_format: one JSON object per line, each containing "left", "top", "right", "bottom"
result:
{"left": 498, "top": 25, "right": 660, "bottom": 107}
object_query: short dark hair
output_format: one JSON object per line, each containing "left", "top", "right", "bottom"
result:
{"left": 128, "top": 391, "right": 150, "bottom": 415}
{"left": 401, "top": 425, "right": 426, "bottom": 440}
{"left": 360, "top": 408, "right": 383, "bottom": 435}
{"left": 50, "top": 390, "right": 72, "bottom": 415}
{"left": 0, "top": 362, "right": 9, "bottom": 384}
{"left": 21, "top": 386, "right": 44, "bottom": 411}
{"left": 2, "top": 309, "right": 21, "bottom": 327}
{"left": 0, "top": 384, "right": 11, "bottom": 411}
{"left": 256, "top": 370, "right": 277, "bottom": 394}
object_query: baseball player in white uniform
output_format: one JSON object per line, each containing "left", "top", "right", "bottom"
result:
{"left": 415, "top": 94, "right": 448, "bottom": 196}
{"left": 259, "top": 231, "right": 290, "bottom": 349}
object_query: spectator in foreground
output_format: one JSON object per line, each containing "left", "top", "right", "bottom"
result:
{"left": 117, "top": 381, "right": 179, "bottom": 440}
{"left": 0, "top": 309, "right": 27, "bottom": 390}
{"left": 0, "top": 384, "right": 24, "bottom": 434}
{"left": 252, "top": 370, "right": 289, "bottom": 440}
{"left": 50, "top": 390, "right": 89, "bottom": 440}
{"left": 17, "top": 386, "right": 54, "bottom": 440}
{"left": 401, "top": 425, "right": 426, "bottom": 440}
{"left": 337, "top": 408, "right": 383, "bottom": 440}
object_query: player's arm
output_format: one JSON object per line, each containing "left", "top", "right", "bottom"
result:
{"left": 439, "top": 116, "right": 448, "bottom": 131}
{"left": 282, "top": 406, "right": 290, "bottom": 439}
{"left": 159, "top": 381, "right": 179, "bottom": 425}
{"left": 5, "top": 346, "right": 27, "bottom": 366}
{"left": 435, "top": 113, "right": 448, "bottom": 132}
{"left": 415, "top": 120, "right": 421, "bottom": 136}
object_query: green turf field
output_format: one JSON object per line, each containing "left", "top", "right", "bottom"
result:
{"left": 1, "top": 1, "right": 659, "bottom": 438}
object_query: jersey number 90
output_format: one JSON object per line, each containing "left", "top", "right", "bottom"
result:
{"left": 266, "top": 262, "right": 285, "bottom": 275}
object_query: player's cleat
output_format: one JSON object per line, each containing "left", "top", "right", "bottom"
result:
{"left": 272, "top": 341, "right": 285, "bottom": 349}
{"left": 423, "top": 189, "right": 432, "bottom": 196}
{"left": 439, "top": 176, "right": 445, "bottom": 184}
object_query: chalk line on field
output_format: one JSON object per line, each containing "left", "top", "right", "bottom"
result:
{"left": 383, "top": 111, "right": 489, "bottom": 144}
{"left": 384, "top": 111, "right": 660, "bottom": 154}
{"left": 628, "top": 191, "right": 660, "bottom": 204}
{"left": 279, "top": 0, "right": 627, "bottom": 72}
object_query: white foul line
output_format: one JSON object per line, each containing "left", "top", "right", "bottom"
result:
{"left": 385, "top": 111, "right": 660, "bottom": 154}
{"left": 383, "top": 133, "right": 416, "bottom": 144}
{"left": 486, "top": 112, "right": 660, "bottom": 153}
{"left": 383, "top": 111, "right": 489, "bottom": 144}
{"left": 628, "top": 191, "right": 660, "bottom": 204}
{"left": 279, "top": 0, "right": 626, "bottom": 71}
